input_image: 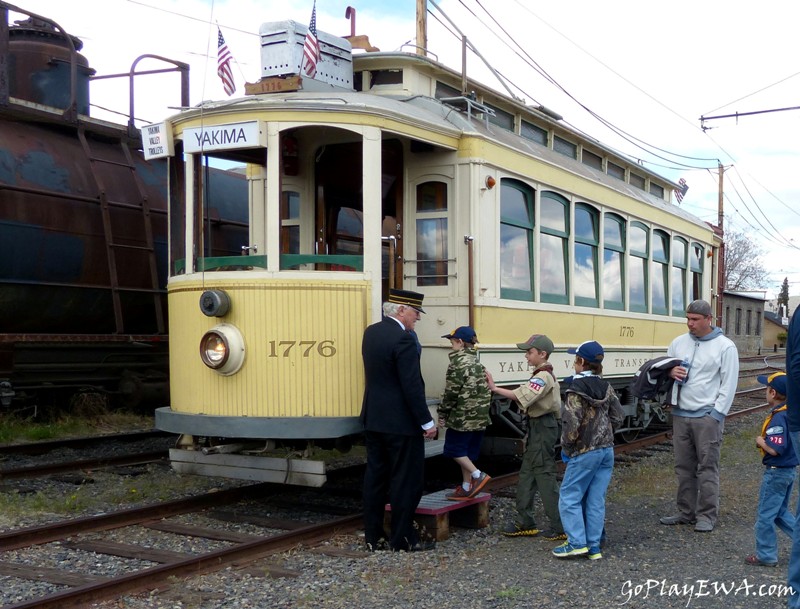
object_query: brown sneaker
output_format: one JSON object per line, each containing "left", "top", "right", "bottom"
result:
{"left": 467, "top": 472, "right": 491, "bottom": 497}
{"left": 446, "top": 486, "right": 472, "bottom": 501}
{"left": 745, "top": 554, "right": 777, "bottom": 567}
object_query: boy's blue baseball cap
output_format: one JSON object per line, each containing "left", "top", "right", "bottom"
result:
{"left": 442, "top": 326, "right": 478, "bottom": 343}
{"left": 757, "top": 371, "right": 787, "bottom": 395}
{"left": 568, "top": 340, "right": 604, "bottom": 364}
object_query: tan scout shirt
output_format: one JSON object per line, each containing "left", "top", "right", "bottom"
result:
{"left": 512, "top": 368, "right": 561, "bottom": 419}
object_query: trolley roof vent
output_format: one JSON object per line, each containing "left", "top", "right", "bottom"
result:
{"left": 255, "top": 20, "right": 354, "bottom": 93}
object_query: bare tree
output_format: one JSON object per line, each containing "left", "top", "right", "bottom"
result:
{"left": 723, "top": 228, "right": 770, "bottom": 290}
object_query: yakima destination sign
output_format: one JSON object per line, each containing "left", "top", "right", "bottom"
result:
{"left": 184, "top": 121, "right": 264, "bottom": 153}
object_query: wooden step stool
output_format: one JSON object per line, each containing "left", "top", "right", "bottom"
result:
{"left": 384, "top": 489, "right": 491, "bottom": 541}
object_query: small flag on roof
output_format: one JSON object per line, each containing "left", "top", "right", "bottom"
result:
{"left": 217, "top": 28, "right": 236, "bottom": 96}
{"left": 302, "top": 1, "right": 321, "bottom": 78}
{"left": 675, "top": 178, "right": 689, "bottom": 203}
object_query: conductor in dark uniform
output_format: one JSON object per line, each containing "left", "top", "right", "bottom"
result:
{"left": 361, "top": 289, "right": 437, "bottom": 552}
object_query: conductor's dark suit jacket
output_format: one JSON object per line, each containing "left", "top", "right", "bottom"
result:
{"left": 360, "top": 317, "right": 432, "bottom": 434}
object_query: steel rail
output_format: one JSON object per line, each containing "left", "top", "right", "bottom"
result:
{"left": 0, "top": 450, "right": 168, "bottom": 480}
{"left": 3, "top": 512, "right": 363, "bottom": 609}
{"left": 0, "top": 483, "right": 275, "bottom": 551}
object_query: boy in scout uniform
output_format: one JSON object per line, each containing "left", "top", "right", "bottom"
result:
{"left": 487, "top": 334, "right": 565, "bottom": 539}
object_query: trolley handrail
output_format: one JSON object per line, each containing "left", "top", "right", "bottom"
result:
{"left": 172, "top": 254, "right": 364, "bottom": 274}
{"left": 280, "top": 254, "right": 363, "bottom": 271}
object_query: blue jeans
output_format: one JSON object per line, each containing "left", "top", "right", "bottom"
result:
{"left": 558, "top": 446, "right": 614, "bottom": 548}
{"left": 788, "top": 431, "right": 800, "bottom": 607}
{"left": 755, "top": 466, "right": 795, "bottom": 564}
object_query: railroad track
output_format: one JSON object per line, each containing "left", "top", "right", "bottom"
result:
{"left": 0, "top": 430, "right": 174, "bottom": 481}
{"left": 0, "top": 430, "right": 172, "bottom": 456}
{"left": 0, "top": 477, "right": 369, "bottom": 609}
{"left": 0, "top": 450, "right": 169, "bottom": 480}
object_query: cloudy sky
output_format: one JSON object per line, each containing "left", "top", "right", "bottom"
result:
{"left": 11, "top": 0, "right": 800, "bottom": 296}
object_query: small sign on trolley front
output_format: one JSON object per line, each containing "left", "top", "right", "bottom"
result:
{"left": 141, "top": 122, "right": 174, "bottom": 160}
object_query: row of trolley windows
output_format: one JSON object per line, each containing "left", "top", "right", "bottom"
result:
{"left": 498, "top": 179, "right": 704, "bottom": 316}
{"left": 405, "top": 178, "right": 704, "bottom": 315}
{"left": 277, "top": 178, "right": 702, "bottom": 316}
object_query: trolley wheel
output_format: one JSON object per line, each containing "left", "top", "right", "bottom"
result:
{"left": 618, "top": 428, "right": 641, "bottom": 443}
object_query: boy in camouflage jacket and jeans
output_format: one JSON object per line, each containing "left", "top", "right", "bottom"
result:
{"left": 487, "top": 334, "right": 565, "bottom": 539}
{"left": 439, "top": 326, "right": 492, "bottom": 500}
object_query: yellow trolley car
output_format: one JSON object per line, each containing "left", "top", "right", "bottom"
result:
{"left": 152, "top": 19, "right": 719, "bottom": 485}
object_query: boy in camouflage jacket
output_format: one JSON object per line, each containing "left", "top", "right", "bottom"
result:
{"left": 553, "top": 340, "right": 623, "bottom": 560}
{"left": 438, "top": 326, "right": 492, "bottom": 500}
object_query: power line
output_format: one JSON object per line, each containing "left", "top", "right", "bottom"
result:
{"left": 703, "top": 69, "right": 800, "bottom": 115}
{"left": 449, "top": 0, "right": 720, "bottom": 171}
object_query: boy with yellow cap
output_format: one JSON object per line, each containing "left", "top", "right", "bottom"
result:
{"left": 745, "top": 372, "right": 797, "bottom": 567}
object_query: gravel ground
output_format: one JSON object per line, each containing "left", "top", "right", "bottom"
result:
{"left": 1, "top": 414, "right": 795, "bottom": 609}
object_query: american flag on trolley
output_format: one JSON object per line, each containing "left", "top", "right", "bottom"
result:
{"left": 675, "top": 178, "right": 689, "bottom": 203}
{"left": 301, "top": 1, "right": 320, "bottom": 78}
{"left": 217, "top": 28, "right": 236, "bottom": 96}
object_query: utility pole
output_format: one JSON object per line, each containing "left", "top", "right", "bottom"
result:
{"left": 716, "top": 162, "right": 727, "bottom": 329}
{"left": 416, "top": 0, "right": 427, "bottom": 56}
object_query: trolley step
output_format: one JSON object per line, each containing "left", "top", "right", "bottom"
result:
{"left": 384, "top": 489, "right": 491, "bottom": 541}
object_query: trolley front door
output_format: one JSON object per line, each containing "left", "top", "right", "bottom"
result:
{"left": 314, "top": 139, "right": 404, "bottom": 300}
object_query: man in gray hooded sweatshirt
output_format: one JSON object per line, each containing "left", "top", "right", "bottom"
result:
{"left": 660, "top": 299, "right": 739, "bottom": 533}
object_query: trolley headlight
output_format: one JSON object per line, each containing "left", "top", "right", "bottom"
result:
{"left": 199, "top": 324, "right": 245, "bottom": 375}
{"left": 199, "top": 289, "right": 231, "bottom": 317}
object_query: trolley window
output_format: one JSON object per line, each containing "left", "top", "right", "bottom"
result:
{"left": 521, "top": 120, "right": 548, "bottom": 146}
{"left": 650, "top": 182, "right": 665, "bottom": 199}
{"left": 574, "top": 203, "right": 599, "bottom": 308}
{"left": 415, "top": 181, "right": 448, "bottom": 287}
{"left": 629, "top": 222, "right": 649, "bottom": 313}
{"left": 581, "top": 150, "right": 603, "bottom": 171}
{"left": 607, "top": 161, "right": 625, "bottom": 181}
{"left": 671, "top": 236, "right": 688, "bottom": 316}
{"left": 281, "top": 191, "right": 300, "bottom": 254}
{"left": 651, "top": 229, "right": 669, "bottom": 315}
{"left": 553, "top": 136, "right": 577, "bottom": 159}
{"left": 499, "top": 179, "right": 535, "bottom": 301}
{"left": 540, "top": 191, "right": 568, "bottom": 304}
{"left": 603, "top": 213, "right": 625, "bottom": 311}
{"left": 630, "top": 172, "right": 646, "bottom": 190}
{"left": 690, "top": 242, "right": 704, "bottom": 301}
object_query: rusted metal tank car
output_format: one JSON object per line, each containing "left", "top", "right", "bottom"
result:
{"left": 0, "top": 2, "right": 246, "bottom": 411}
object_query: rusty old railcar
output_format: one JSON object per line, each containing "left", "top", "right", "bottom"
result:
{"left": 0, "top": 2, "right": 246, "bottom": 411}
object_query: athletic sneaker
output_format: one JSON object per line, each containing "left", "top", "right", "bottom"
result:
{"left": 587, "top": 547, "right": 602, "bottom": 560}
{"left": 744, "top": 554, "right": 777, "bottom": 567}
{"left": 552, "top": 542, "right": 588, "bottom": 558}
{"left": 541, "top": 530, "right": 567, "bottom": 541}
{"left": 659, "top": 514, "right": 696, "bottom": 525}
{"left": 446, "top": 486, "right": 472, "bottom": 501}
{"left": 501, "top": 522, "right": 540, "bottom": 537}
{"left": 467, "top": 472, "right": 491, "bottom": 497}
